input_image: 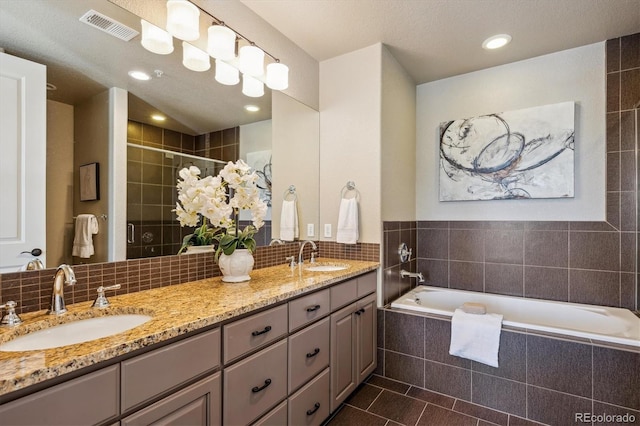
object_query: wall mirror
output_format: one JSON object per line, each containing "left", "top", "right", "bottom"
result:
{"left": 0, "top": 0, "right": 319, "bottom": 272}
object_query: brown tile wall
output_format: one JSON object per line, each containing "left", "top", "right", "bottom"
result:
{"left": 0, "top": 241, "right": 379, "bottom": 315}
{"left": 377, "top": 309, "right": 639, "bottom": 424}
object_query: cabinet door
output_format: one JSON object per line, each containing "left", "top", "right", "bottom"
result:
{"left": 121, "top": 372, "right": 221, "bottom": 426}
{"left": 329, "top": 302, "right": 357, "bottom": 412}
{"left": 356, "top": 293, "right": 377, "bottom": 383}
{"left": 0, "top": 365, "right": 119, "bottom": 425}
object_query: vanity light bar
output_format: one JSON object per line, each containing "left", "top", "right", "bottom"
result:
{"left": 140, "top": 0, "right": 288, "bottom": 94}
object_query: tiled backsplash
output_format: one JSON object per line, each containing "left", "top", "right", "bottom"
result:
{"left": 0, "top": 241, "right": 379, "bottom": 315}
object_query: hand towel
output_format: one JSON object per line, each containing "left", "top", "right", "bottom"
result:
{"left": 280, "top": 199, "right": 298, "bottom": 241}
{"left": 72, "top": 214, "right": 99, "bottom": 258}
{"left": 336, "top": 197, "right": 359, "bottom": 244}
{"left": 449, "top": 308, "right": 503, "bottom": 367}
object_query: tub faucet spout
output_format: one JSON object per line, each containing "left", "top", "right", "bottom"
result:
{"left": 400, "top": 269, "right": 425, "bottom": 283}
{"left": 48, "top": 264, "right": 76, "bottom": 315}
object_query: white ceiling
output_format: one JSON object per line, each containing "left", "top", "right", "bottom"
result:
{"left": 242, "top": 0, "right": 640, "bottom": 84}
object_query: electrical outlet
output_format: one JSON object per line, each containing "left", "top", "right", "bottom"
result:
{"left": 307, "top": 224, "right": 315, "bottom": 237}
{"left": 324, "top": 224, "right": 332, "bottom": 238}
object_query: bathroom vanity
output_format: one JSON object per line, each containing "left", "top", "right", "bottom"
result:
{"left": 0, "top": 260, "right": 378, "bottom": 425}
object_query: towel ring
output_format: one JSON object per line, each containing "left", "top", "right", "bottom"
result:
{"left": 284, "top": 185, "right": 297, "bottom": 201}
{"left": 340, "top": 181, "right": 360, "bottom": 200}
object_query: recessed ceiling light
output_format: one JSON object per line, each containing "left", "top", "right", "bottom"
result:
{"left": 128, "top": 70, "right": 151, "bottom": 81}
{"left": 245, "top": 105, "right": 260, "bottom": 112}
{"left": 151, "top": 114, "right": 166, "bottom": 121}
{"left": 482, "top": 34, "right": 512, "bottom": 50}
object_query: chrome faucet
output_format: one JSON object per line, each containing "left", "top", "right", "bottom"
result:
{"left": 298, "top": 240, "right": 317, "bottom": 265}
{"left": 400, "top": 269, "right": 425, "bottom": 283}
{"left": 47, "top": 264, "right": 76, "bottom": 315}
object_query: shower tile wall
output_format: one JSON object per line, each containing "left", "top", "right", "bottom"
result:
{"left": 127, "top": 121, "right": 239, "bottom": 259}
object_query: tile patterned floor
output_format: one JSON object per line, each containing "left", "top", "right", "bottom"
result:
{"left": 324, "top": 375, "right": 546, "bottom": 426}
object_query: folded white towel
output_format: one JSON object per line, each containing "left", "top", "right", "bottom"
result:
{"left": 280, "top": 199, "right": 298, "bottom": 241}
{"left": 449, "top": 308, "right": 503, "bottom": 367}
{"left": 336, "top": 197, "right": 359, "bottom": 244}
{"left": 72, "top": 214, "right": 99, "bottom": 258}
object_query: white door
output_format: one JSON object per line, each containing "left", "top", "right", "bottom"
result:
{"left": 0, "top": 52, "right": 46, "bottom": 272}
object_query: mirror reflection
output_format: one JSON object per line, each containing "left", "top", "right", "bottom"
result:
{"left": 0, "top": 0, "right": 319, "bottom": 273}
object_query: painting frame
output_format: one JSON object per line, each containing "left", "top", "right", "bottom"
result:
{"left": 79, "top": 162, "right": 100, "bottom": 201}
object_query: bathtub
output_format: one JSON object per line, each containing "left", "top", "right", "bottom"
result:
{"left": 390, "top": 286, "right": 640, "bottom": 347}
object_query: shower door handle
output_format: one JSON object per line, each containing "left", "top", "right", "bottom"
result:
{"left": 127, "top": 223, "right": 135, "bottom": 244}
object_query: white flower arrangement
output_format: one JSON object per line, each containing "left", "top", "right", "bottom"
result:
{"left": 174, "top": 160, "right": 269, "bottom": 258}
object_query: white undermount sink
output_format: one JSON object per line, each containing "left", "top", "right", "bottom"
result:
{"left": 0, "top": 314, "right": 152, "bottom": 352}
{"left": 305, "top": 263, "right": 350, "bottom": 272}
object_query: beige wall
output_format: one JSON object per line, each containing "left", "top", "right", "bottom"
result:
{"left": 46, "top": 100, "right": 74, "bottom": 267}
{"left": 73, "top": 89, "right": 110, "bottom": 263}
{"left": 416, "top": 42, "right": 606, "bottom": 221}
{"left": 381, "top": 45, "right": 416, "bottom": 222}
{"left": 272, "top": 91, "right": 320, "bottom": 240}
{"left": 319, "top": 44, "right": 382, "bottom": 244}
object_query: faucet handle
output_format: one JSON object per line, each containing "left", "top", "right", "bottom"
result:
{"left": 0, "top": 301, "right": 23, "bottom": 326}
{"left": 285, "top": 256, "right": 297, "bottom": 268}
{"left": 310, "top": 252, "right": 317, "bottom": 263}
{"left": 92, "top": 284, "right": 122, "bottom": 309}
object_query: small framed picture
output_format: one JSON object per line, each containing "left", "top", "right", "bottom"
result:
{"left": 79, "top": 162, "right": 99, "bottom": 201}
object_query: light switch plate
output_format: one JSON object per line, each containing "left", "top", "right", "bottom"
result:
{"left": 307, "top": 224, "right": 315, "bottom": 237}
{"left": 324, "top": 224, "right": 332, "bottom": 238}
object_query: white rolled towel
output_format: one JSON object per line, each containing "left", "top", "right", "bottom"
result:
{"left": 72, "top": 214, "right": 99, "bottom": 258}
{"left": 280, "top": 199, "right": 298, "bottom": 241}
{"left": 336, "top": 197, "right": 359, "bottom": 244}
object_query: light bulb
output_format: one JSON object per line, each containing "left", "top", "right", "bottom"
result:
{"left": 166, "top": 0, "right": 200, "bottom": 41}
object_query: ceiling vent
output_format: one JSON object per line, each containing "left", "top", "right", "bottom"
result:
{"left": 79, "top": 10, "right": 139, "bottom": 42}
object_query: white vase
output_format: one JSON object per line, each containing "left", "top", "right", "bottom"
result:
{"left": 218, "top": 249, "right": 254, "bottom": 282}
{"left": 184, "top": 245, "right": 215, "bottom": 254}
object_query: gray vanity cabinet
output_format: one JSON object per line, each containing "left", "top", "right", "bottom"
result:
{"left": 223, "top": 339, "right": 288, "bottom": 425}
{"left": 329, "top": 274, "right": 377, "bottom": 412}
{"left": 0, "top": 364, "right": 120, "bottom": 425}
{"left": 120, "top": 372, "right": 220, "bottom": 426}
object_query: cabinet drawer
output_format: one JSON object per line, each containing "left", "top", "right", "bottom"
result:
{"left": 289, "top": 288, "right": 330, "bottom": 331}
{"left": 330, "top": 278, "right": 357, "bottom": 310}
{"left": 121, "top": 372, "right": 220, "bottom": 426}
{"left": 357, "top": 271, "right": 377, "bottom": 297}
{"left": 223, "top": 339, "right": 288, "bottom": 425}
{"left": 288, "top": 317, "right": 330, "bottom": 392}
{"left": 288, "top": 368, "right": 330, "bottom": 426}
{"left": 252, "top": 400, "right": 287, "bottom": 426}
{"left": 121, "top": 327, "right": 220, "bottom": 413}
{"left": 223, "top": 304, "right": 288, "bottom": 363}
{"left": 0, "top": 364, "right": 119, "bottom": 426}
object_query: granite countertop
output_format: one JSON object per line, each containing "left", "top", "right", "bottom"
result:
{"left": 0, "top": 258, "right": 379, "bottom": 397}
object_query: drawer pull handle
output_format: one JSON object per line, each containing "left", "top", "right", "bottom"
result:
{"left": 306, "top": 402, "right": 321, "bottom": 416}
{"left": 251, "top": 325, "right": 272, "bottom": 336}
{"left": 252, "top": 378, "right": 272, "bottom": 393}
{"left": 306, "top": 304, "right": 321, "bottom": 312}
{"left": 355, "top": 308, "right": 365, "bottom": 315}
{"left": 306, "top": 348, "right": 320, "bottom": 358}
